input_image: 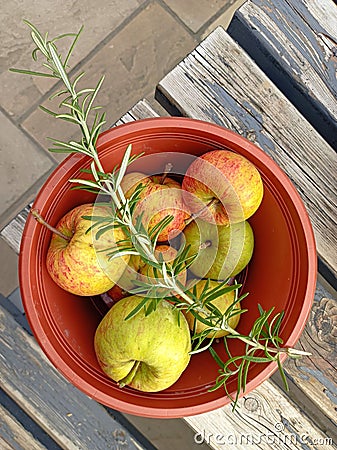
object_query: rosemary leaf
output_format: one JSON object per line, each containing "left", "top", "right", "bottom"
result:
{"left": 63, "top": 25, "right": 83, "bottom": 67}
{"left": 124, "top": 297, "right": 149, "bottom": 321}
{"left": 115, "top": 143, "right": 132, "bottom": 190}
{"left": 277, "top": 354, "right": 289, "bottom": 391}
{"left": 48, "top": 42, "right": 72, "bottom": 92}
{"left": 9, "top": 68, "right": 56, "bottom": 78}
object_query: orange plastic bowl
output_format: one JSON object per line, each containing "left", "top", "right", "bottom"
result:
{"left": 19, "top": 118, "right": 316, "bottom": 418}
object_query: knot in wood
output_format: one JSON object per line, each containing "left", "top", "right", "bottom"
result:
{"left": 313, "top": 298, "right": 337, "bottom": 346}
{"left": 243, "top": 129, "right": 256, "bottom": 142}
{"left": 113, "top": 428, "right": 127, "bottom": 444}
{"left": 244, "top": 396, "right": 260, "bottom": 412}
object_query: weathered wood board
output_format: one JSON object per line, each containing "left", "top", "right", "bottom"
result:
{"left": 0, "top": 300, "right": 146, "bottom": 450}
{"left": 186, "top": 381, "right": 336, "bottom": 450}
{"left": 228, "top": 0, "right": 337, "bottom": 150}
{"left": 0, "top": 203, "right": 31, "bottom": 255}
{"left": 281, "top": 285, "right": 337, "bottom": 436}
{"left": 0, "top": 403, "right": 47, "bottom": 450}
{"left": 114, "top": 99, "right": 161, "bottom": 126}
{"left": 156, "top": 26, "right": 337, "bottom": 281}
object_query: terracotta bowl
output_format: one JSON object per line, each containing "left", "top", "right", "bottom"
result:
{"left": 19, "top": 117, "right": 316, "bottom": 418}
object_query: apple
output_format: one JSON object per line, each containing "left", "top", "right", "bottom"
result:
{"left": 106, "top": 284, "right": 129, "bottom": 303}
{"left": 107, "top": 244, "right": 187, "bottom": 300}
{"left": 184, "top": 279, "right": 241, "bottom": 338}
{"left": 109, "top": 253, "right": 142, "bottom": 293}
{"left": 94, "top": 295, "right": 191, "bottom": 392}
{"left": 107, "top": 253, "right": 142, "bottom": 302}
{"left": 137, "top": 244, "right": 187, "bottom": 293}
{"left": 183, "top": 218, "right": 254, "bottom": 281}
{"left": 45, "top": 203, "right": 130, "bottom": 296}
{"left": 121, "top": 171, "right": 190, "bottom": 242}
{"left": 182, "top": 150, "right": 263, "bottom": 226}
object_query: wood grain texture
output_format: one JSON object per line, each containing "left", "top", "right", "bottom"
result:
{"left": 156, "top": 26, "right": 337, "bottom": 278}
{"left": 0, "top": 302, "right": 143, "bottom": 450}
{"left": 186, "top": 380, "right": 335, "bottom": 450}
{"left": 282, "top": 286, "right": 337, "bottom": 434}
{"left": 0, "top": 403, "right": 47, "bottom": 450}
{"left": 114, "top": 99, "right": 160, "bottom": 125}
{"left": 0, "top": 204, "right": 31, "bottom": 254}
{"left": 228, "top": 0, "right": 337, "bottom": 150}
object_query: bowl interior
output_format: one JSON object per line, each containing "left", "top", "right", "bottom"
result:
{"left": 20, "top": 118, "right": 315, "bottom": 417}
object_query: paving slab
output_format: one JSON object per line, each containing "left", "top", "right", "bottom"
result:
{"left": 201, "top": 0, "right": 247, "bottom": 37}
{"left": 123, "top": 413, "right": 211, "bottom": 450}
{"left": 1, "top": 0, "right": 146, "bottom": 120}
{"left": 0, "top": 111, "right": 54, "bottom": 217}
{"left": 163, "top": 0, "right": 237, "bottom": 33}
{"left": 22, "top": 2, "right": 197, "bottom": 160}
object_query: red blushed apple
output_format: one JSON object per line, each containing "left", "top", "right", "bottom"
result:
{"left": 44, "top": 203, "right": 130, "bottom": 296}
{"left": 182, "top": 150, "right": 263, "bottom": 226}
{"left": 121, "top": 171, "right": 190, "bottom": 242}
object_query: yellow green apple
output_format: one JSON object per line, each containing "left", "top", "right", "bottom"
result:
{"left": 94, "top": 295, "right": 191, "bottom": 392}
{"left": 184, "top": 279, "right": 241, "bottom": 338}
{"left": 183, "top": 218, "right": 254, "bottom": 281}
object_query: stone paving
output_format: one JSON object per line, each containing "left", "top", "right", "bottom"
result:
{"left": 0, "top": 1, "right": 244, "bottom": 447}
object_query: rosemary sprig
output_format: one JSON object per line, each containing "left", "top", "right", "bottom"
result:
{"left": 11, "top": 21, "right": 311, "bottom": 408}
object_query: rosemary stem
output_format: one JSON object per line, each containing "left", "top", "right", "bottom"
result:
{"left": 223, "top": 324, "right": 311, "bottom": 357}
{"left": 93, "top": 152, "right": 158, "bottom": 264}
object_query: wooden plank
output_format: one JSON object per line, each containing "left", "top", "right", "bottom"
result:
{"left": 0, "top": 403, "right": 47, "bottom": 450}
{"left": 156, "top": 26, "right": 337, "bottom": 279}
{"left": 227, "top": 0, "right": 337, "bottom": 150}
{"left": 281, "top": 284, "right": 337, "bottom": 434}
{"left": 0, "top": 302, "right": 145, "bottom": 450}
{"left": 114, "top": 99, "right": 160, "bottom": 126}
{"left": 186, "top": 380, "right": 336, "bottom": 450}
{"left": 0, "top": 300, "right": 143, "bottom": 450}
{"left": 0, "top": 204, "right": 31, "bottom": 254}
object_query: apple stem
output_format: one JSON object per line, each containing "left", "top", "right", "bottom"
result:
{"left": 184, "top": 197, "right": 219, "bottom": 226}
{"left": 200, "top": 240, "right": 212, "bottom": 250}
{"left": 159, "top": 162, "right": 173, "bottom": 184}
{"left": 30, "top": 209, "right": 71, "bottom": 242}
{"left": 118, "top": 360, "right": 141, "bottom": 388}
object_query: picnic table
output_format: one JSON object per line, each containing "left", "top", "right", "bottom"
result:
{"left": 1, "top": 0, "right": 336, "bottom": 448}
